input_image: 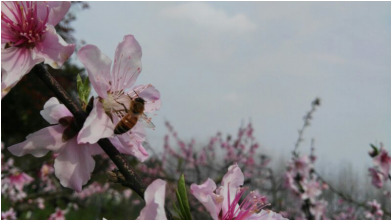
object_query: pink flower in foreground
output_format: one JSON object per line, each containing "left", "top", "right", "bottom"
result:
{"left": 47, "top": 208, "right": 67, "bottom": 220}
{"left": 76, "top": 35, "right": 161, "bottom": 162}
{"left": 1, "top": 1, "right": 75, "bottom": 98}
{"left": 1, "top": 207, "right": 16, "bottom": 220}
{"left": 137, "top": 179, "right": 167, "bottom": 220}
{"left": 8, "top": 97, "right": 103, "bottom": 192}
{"left": 191, "top": 164, "right": 288, "bottom": 220}
{"left": 373, "top": 145, "right": 391, "bottom": 178}
{"left": 368, "top": 168, "right": 384, "bottom": 189}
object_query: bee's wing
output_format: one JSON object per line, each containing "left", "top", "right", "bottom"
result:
{"left": 139, "top": 113, "right": 156, "bottom": 129}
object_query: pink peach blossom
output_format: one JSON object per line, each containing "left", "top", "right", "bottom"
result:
{"left": 1, "top": 1, "right": 75, "bottom": 98}
{"left": 310, "top": 200, "right": 328, "bottom": 220}
{"left": 77, "top": 35, "right": 161, "bottom": 162}
{"left": 191, "top": 164, "right": 287, "bottom": 220}
{"left": 364, "top": 200, "right": 383, "bottom": 220}
{"left": 289, "top": 155, "right": 312, "bottom": 179}
{"left": 301, "top": 179, "right": 322, "bottom": 202}
{"left": 373, "top": 145, "right": 391, "bottom": 178}
{"left": 1, "top": 208, "right": 16, "bottom": 220}
{"left": 369, "top": 168, "right": 384, "bottom": 189}
{"left": 255, "top": 210, "right": 289, "bottom": 220}
{"left": 1, "top": 168, "right": 33, "bottom": 201}
{"left": 8, "top": 97, "right": 102, "bottom": 192}
{"left": 47, "top": 208, "right": 67, "bottom": 220}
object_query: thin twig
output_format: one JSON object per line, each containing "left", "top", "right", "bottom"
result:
{"left": 292, "top": 98, "right": 320, "bottom": 158}
{"left": 314, "top": 170, "right": 391, "bottom": 216}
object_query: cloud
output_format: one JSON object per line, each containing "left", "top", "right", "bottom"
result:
{"left": 160, "top": 2, "right": 256, "bottom": 33}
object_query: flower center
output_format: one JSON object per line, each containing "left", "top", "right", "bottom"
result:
{"left": 1, "top": 2, "right": 49, "bottom": 48}
{"left": 102, "top": 90, "right": 131, "bottom": 114}
{"left": 223, "top": 187, "right": 269, "bottom": 220}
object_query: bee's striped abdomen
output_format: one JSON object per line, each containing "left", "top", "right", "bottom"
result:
{"left": 114, "top": 115, "right": 138, "bottom": 134}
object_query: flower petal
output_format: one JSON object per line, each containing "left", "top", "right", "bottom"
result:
{"left": 35, "top": 1, "right": 71, "bottom": 26}
{"left": 40, "top": 97, "right": 73, "bottom": 124}
{"left": 78, "top": 44, "right": 112, "bottom": 98}
{"left": 8, "top": 125, "right": 67, "bottom": 157}
{"left": 220, "top": 164, "right": 244, "bottom": 215}
{"left": 131, "top": 85, "right": 162, "bottom": 112}
{"left": 111, "top": 35, "right": 142, "bottom": 91}
{"left": 46, "top": 1, "right": 71, "bottom": 26}
{"left": 54, "top": 138, "right": 95, "bottom": 192}
{"left": 256, "top": 210, "right": 288, "bottom": 220}
{"left": 130, "top": 121, "right": 147, "bottom": 141}
{"left": 110, "top": 118, "right": 148, "bottom": 162}
{"left": 1, "top": 2, "right": 18, "bottom": 23}
{"left": 137, "top": 179, "right": 167, "bottom": 220}
{"left": 88, "top": 143, "right": 104, "bottom": 156}
{"left": 116, "top": 134, "right": 149, "bottom": 162}
{"left": 191, "top": 178, "right": 220, "bottom": 220}
{"left": 2, "top": 20, "right": 15, "bottom": 47}
{"left": 1, "top": 47, "right": 44, "bottom": 98}
{"left": 35, "top": 25, "right": 75, "bottom": 70}
{"left": 77, "top": 99, "right": 115, "bottom": 144}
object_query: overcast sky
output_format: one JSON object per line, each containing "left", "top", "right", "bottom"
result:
{"left": 72, "top": 2, "right": 391, "bottom": 173}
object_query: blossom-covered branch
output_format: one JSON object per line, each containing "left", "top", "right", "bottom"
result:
{"left": 29, "top": 63, "right": 173, "bottom": 219}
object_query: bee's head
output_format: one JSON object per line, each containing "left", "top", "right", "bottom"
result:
{"left": 135, "top": 97, "right": 145, "bottom": 104}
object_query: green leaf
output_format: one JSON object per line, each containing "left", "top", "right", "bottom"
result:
{"left": 174, "top": 174, "right": 192, "bottom": 220}
{"left": 76, "top": 74, "right": 91, "bottom": 109}
{"left": 173, "top": 201, "right": 185, "bottom": 220}
{"left": 76, "top": 74, "right": 83, "bottom": 94}
{"left": 369, "top": 144, "right": 379, "bottom": 157}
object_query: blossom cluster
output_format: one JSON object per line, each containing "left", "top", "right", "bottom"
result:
{"left": 284, "top": 150, "right": 329, "bottom": 220}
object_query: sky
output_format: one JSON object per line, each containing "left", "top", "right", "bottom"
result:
{"left": 72, "top": 2, "right": 391, "bottom": 173}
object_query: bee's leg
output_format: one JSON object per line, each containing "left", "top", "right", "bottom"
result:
{"left": 127, "top": 94, "right": 138, "bottom": 101}
{"left": 115, "top": 100, "right": 128, "bottom": 112}
{"left": 133, "top": 90, "right": 140, "bottom": 98}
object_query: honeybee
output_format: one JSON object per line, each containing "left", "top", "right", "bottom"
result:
{"left": 114, "top": 95, "right": 155, "bottom": 135}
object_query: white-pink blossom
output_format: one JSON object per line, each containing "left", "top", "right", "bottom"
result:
{"left": 373, "top": 145, "right": 391, "bottom": 178}
{"left": 368, "top": 168, "right": 384, "bottom": 189}
{"left": 364, "top": 200, "right": 383, "bottom": 220}
{"left": 1, "top": 1, "right": 75, "bottom": 98}
{"left": 8, "top": 97, "right": 103, "bottom": 192}
{"left": 1, "top": 207, "right": 17, "bottom": 220}
{"left": 310, "top": 200, "right": 328, "bottom": 220}
{"left": 191, "top": 164, "right": 287, "bottom": 220}
{"left": 301, "top": 179, "right": 322, "bottom": 202}
{"left": 2, "top": 168, "right": 33, "bottom": 201}
{"left": 47, "top": 208, "right": 67, "bottom": 220}
{"left": 77, "top": 35, "right": 161, "bottom": 162}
